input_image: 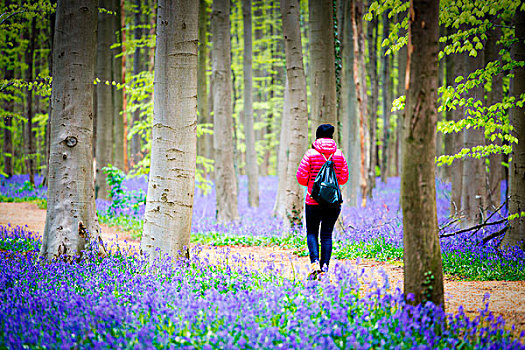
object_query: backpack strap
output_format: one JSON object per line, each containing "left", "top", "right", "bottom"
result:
{"left": 307, "top": 150, "right": 335, "bottom": 198}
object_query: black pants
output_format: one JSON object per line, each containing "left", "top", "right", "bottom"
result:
{"left": 305, "top": 204, "right": 341, "bottom": 270}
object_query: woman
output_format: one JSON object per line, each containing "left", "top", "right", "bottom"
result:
{"left": 296, "top": 124, "right": 349, "bottom": 279}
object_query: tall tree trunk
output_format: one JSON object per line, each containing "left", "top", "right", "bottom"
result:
{"left": 443, "top": 27, "right": 454, "bottom": 184}
{"left": 380, "top": 10, "right": 390, "bottom": 183}
{"left": 449, "top": 47, "right": 466, "bottom": 216}
{"left": 274, "top": 76, "right": 290, "bottom": 216}
{"left": 197, "top": 0, "right": 209, "bottom": 174}
{"left": 486, "top": 17, "right": 504, "bottom": 208}
{"left": 396, "top": 10, "right": 407, "bottom": 177}
{"left": 39, "top": 0, "right": 102, "bottom": 260}
{"left": 112, "top": 0, "right": 125, "bottom": 171}
{"left": 279, "top": 0, "right": 309, "bottom": 227}
{"left": 340, "top": 0, "right": 361, "bottom": 207}
{"left": 461, "top": 46, "right": 486, "bottom": 227}
{"left": 95, "top": 0, "right": 115, "bottom": 199}
{"left": 402, "top": 0, "right": 444, "bottom": 307}
{"left": 24, "top": 17, "right": 37, "bottom": 185}
{"left": 40, "top": 4, "right": 56, "bottom": 187}
{"left": 387, "top": 53, "right": 397, "bottom": 177}
{"left": 148, "top": 0, "right": 157, "bottom": 72}
{"left": 242, "top": 0, "right": 259, "bottom": 208}
{"left": 130, "top": 0, "right": 143, "bottom": 167}
{"left": 367, "top": 4, "right": 378, "bottom": 195}
{"left": 308, "top": 0, "right": 337, "bottom": 139}
{"left": 212, "top": 0, "right": 239, "bottom": 224}
{"left": 502, "top": 5, "right": 525, "bottom": 251}
{"left": 3, "top": 50, "right": 14, "bottom": 178}
{"left": 351, "top": 0, "right": 368, "bottom": 206}
{"left": 140, "top": 0, "right": 199, "bottom": 260}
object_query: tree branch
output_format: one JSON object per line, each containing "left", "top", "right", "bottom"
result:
{"left": 0, "top": 11, "right": 25, "bottom": 26}
{"left": 439, "top": 218, "right": 507, "bottom": 238}
{"left": 481, "top": 226, "right": 508, "bottom": 245}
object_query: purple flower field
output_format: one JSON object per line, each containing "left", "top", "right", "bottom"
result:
{"left": 2, "top": 174, "right": 525, "bottom": 280}
{"left": 1, "top": 225, "right": 524, "bottom": 349}
{"left": 1, "top": 176, "right": 525, "bottom": 348}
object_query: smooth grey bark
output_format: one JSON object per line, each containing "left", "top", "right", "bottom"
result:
{"left": 274, "top": 76, "right": 290, "bottom": 216}
{"left": 449, "top": 48, "right": 466, "bottom": 216}
{"left": 443, "top": 27, "right": 454, "bottom": 183}
{"left": 24, "top": 17, "right": 37, "bottom": 185}
{"left": 396, "top": 9, "right": 407, "bottom": 177}
{"left": 2, "top": 67, "right": 13, "bottom": 177}
{"left": 502, "top": 6, "right": 525, "bottom": 250}
{"left": 40, "top": 6, "right": 56, "bottom": 188}
{"left": 461, "top": 47, "right": 486, "bottom": 227}
{"left": 340, "top": 0, "right": 360, "bottom": 207}
{"left": 1, "top": 1, "right": 14, "bottom": 177}
{"left": 308, "top": 0, "right": 337, "bottom": 140}
{"left": 212, "top": 0, "right": 239, "bottom": 224}
{"left": 242, "top": 0, "right": 259, "bottom": 208}
{"left": 39, "top": 0, "right": 102, "bottom": 261}
{"left": 380, "top": 10, "right": 390, "bottom": 184}
{"left": 366, "top": 4, "right": 378, "bottom": 195}
{"left": 130, "top": 0, "right": 143, "bottom": 167}
{"left": 401, "top": 0, "right": 444, "bottom": 308}
{"left": 197, "top": 0, "right": 209, "bottom": 173}
{"left": 279, "top": 0, "right": 309, "bottom": 227}
{"left": 351, "top": 0, "right": 369, "bottom": 206}
{"left": 95, "top": 0, "right": 115, "bottom": 199}
{"left": 140, "top": 0, "right": 199, "bottom": 260}
{"left": 485, "top": 18, "right": 504, "bottom": 208}
{"left": 112, "top": 0, "right": 125, "bottom": 171}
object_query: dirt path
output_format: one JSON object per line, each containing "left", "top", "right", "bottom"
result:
{"left": 1, "top": 202, "right": 524, "bottom": 336}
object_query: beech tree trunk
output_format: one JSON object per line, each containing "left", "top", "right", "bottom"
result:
{"left": 95, "top": 0, "right": 115, "bottom": 199}
{"left": 242, "top": 0, "right": 259, "bottom": 208}
{"left": 449, "top": 48, "right": 466, "bottom": 216}
{"left": 351, "top": 0, "right": 368, "bottom": 206}
{"left": 24, "top": 17, "right": 37, "bottom": 185}
{"left": 340, "top": 0, "right": 360, "bottom": 207}
{"left": 2, "top": 71, "right": 13, "bottom": 177}
{"left": 443, "top": 27, "right": 454, "bottom": 183}
{"left": 485, "top": 17, "right": 504, "bottom": 208}
{"left": 197, "top": 0, "right": 209, "bottom": 171}
{"left": 39, "top": 0, "right": 102, "bottom": 261}
{"left": 401, "top": 0, "right": 444, "bottom": 307}
{"left": 367, "top": 4, "right": 378, "bottom": 195}
{"left": 396, "top": 9, "right": 407, "bottom": 177}
{"left": 380, "top": 10, "right": 390, "bottom": 183}
{"left": 502, "top": 6, "right": 525, "bottom": 250}
{"left": 130, "top": 0, "right": 143, "bottom": 167}
{"left": 461, "top": 46, "right": 486, "bottom": 227}
{"left": 274, "top": 76, "right": 290, "bottom": 216}
{"left": 140, "top": 0, "right": 199, "bottom": 260}
{"left": 112, "top": 0, "right": 125, "bottom": 171}
{"left": 308, "top": 0, "right": 337, "bottom": 139}
{"left": 279, "top": 0, "right": 309, "bottom": 227}
{"left": 212, "top": 0, "right": 239, "bottom": 223}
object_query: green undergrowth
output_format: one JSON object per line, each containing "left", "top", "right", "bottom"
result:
{"left": 191, "top": 231, "right": 308, "bottom": 256}
{"left": 98, "top": 213, "right": 143, "bottom": 239}
{"left": 335, "top": 237, "right": 404, "bottom": 261}
{"left": 0, "top": 195, "right": 47, "bottom": 209}
{"left": 442, "top": 251, "right": 525, "bottom": 281}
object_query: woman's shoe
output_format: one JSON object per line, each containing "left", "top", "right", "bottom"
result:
{"left": 307, "top": 262, "right": 321, "bottom": 280}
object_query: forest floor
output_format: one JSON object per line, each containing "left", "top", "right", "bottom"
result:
{"left": 1, "top": 201, "right": 525, "bottom": 336}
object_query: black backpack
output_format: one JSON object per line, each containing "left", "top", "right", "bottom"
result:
{"left": 310, "top": 152, "right": 343, "bottom": 206}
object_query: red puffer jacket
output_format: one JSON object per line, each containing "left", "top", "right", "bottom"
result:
{"left": 296, "top": 138, "right": 349, "bottom": 205}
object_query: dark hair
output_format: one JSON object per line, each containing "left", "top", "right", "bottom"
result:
{"left": 316, "top": 124, "right": 335, "bottom": 139}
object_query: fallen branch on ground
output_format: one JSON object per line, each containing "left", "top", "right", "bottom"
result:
{"left": 439, "top": 218, "right": 507, "bottom": 238}
{"left": 480, "top": 226, "right": 508, "bottom": 245}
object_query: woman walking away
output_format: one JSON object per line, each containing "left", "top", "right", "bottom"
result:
{"left": 296, "top": 124, "right": 349, "bottom": 280}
